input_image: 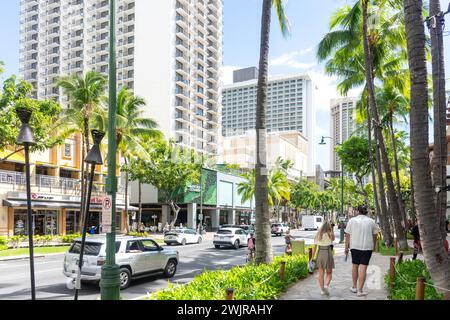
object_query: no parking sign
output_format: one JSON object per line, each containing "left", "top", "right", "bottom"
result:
{"left": 102, "top": 195, "right": 112, "bottom": 233}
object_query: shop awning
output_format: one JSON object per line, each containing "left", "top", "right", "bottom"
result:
{"left": 2, "top": 200, "right": 138, "bottom": 211}
{"left": 59, "top": 166, "right": 81, "bottom": 172}
{"left": 36, "top": 162, "right": 58, "bottom": 168}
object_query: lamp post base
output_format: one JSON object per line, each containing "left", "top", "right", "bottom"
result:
{"left": 339, "top": 228, "right": 345, "bottom": 243}
{"left": 100, "top": 264, "right": 120, "bottom": 300}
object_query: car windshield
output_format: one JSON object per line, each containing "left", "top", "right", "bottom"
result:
{"left": 217, "top": 230, "right": 232, "bottom": 235}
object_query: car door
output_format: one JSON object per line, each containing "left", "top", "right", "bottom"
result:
{"left": 126, "top": 239, "right": 145, "bottom": 274}
{"left": 236, "top": 229, "right": 246, "bottom": 245}
{"left": 141, "top": 239, "right": 165, "bottom": 271}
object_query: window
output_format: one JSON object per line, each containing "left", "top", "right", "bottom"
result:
{"left": 126, "top": 240, "right": 142, "bottom": 252}
{"left": 141, "top": 239, "right": 159, "bottom": 251}
{"left": 63, "top": 143, "right": 72, "bottom": 158}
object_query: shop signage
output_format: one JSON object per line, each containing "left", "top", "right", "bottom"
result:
{"left": 8, "top": 192, "right": 106, "bottom": 204}
{"left": 102, "top": 195, "right": 112, "bottom": 233}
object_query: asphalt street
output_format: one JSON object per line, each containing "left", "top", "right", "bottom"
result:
{"left": 0, "top": 229, "right": 329, "bottom": 300}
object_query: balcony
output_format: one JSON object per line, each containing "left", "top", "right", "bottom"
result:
{"left": 0, "top": 170, "right": 124, "bottom": 196}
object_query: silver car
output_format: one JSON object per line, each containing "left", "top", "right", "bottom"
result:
{"left": 63, "top": 235, "right": 179, "bottom": 290}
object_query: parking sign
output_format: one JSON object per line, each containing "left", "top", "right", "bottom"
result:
{"left": 102, "top": 195, "right": 112, "bottom": 233}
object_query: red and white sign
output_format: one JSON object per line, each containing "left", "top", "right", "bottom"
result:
{"left": 102, "top": 195, "right": 113, "bottom": 233}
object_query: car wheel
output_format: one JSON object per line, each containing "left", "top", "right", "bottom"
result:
{"left": 181, "top": 238, "right": 186, "bottom": 246}
{"left": 164, "top": 259, "right": 177, "bottom": 278}
{"left": 234, "top": 240, "right": 240, "bottom": 250}
{"left": 197, "top": 236, "right": 202, "bottom": 244}
{"left": 214, "top": 245, "right": 220, "bottom": 249}
{"left": 119, "top": 268, "right": 132, "bottom": 290}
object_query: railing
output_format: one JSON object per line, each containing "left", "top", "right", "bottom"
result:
{"left": 0, "top": 170, "right": 125, "bottom": 196}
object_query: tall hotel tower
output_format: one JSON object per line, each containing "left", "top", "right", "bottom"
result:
{"left": 20, "top": 0, "right": 223, "bottom": 155}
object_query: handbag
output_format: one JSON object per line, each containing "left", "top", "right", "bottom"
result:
{"left": 308, "top": 259, "right": 315, "bottom": 274}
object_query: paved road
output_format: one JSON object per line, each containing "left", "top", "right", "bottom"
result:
{"left": 0, "top": 229, "right": 328, "bottom": 300}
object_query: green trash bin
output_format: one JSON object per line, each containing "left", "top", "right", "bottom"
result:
{"left": 291, "top": 239, "right": 305, "bottom": 255}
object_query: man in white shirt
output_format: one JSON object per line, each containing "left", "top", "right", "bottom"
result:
{"left": 344, "top": 205, "right": 380, "bottom": 297}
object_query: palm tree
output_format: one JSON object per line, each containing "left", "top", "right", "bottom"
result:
{"left": 57, "top": 71, "right": 107, "bottom": 233}
{"left": 254, "top": 0, "right": 290, "bottom": 264}
{"left": 317, "top": 0, "right": 407, "bottom": 249}
{"left": 429, "top": 0, "right": 448, "bottom": 242}
{"left": 94, "top": 88, "right": 162, "bottom": 232}
{"left": 404, "top": 0, "right": 450, "bottom": 300}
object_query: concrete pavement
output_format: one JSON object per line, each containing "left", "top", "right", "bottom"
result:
{"left": 279, "top": 243, "right": 390, "bottom": 300}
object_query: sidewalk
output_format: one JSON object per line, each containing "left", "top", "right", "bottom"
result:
{"left": 279, "top": 244, "right": 390, "bottom": 300}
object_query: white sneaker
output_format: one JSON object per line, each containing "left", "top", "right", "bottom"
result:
{"left": 323, "top": 287, "right": 330, "bottom": 295}
{"left": 320, "top": 289, "right": 327, "bottom": 296}
{"left": 357, "top": 291, "right": 368, "bottom": 297}
{"left": 350, "top": 287, "right": 357, "bottom": 293}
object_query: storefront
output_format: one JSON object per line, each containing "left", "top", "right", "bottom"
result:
{"left": 235, "top": 209, "right": 254, "bottom": 226}
{"left": 3, "top": 191, "right": 133, "bottom": 236}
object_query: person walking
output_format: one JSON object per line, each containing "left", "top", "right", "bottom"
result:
{"left": 311, "top": 221, "right": 335, "bottom": 296}
{"left": 344, "top": 205, "right": 380, "bottom": 297}
{"left": 247, "top": 233, "right": 256, "bottom": 263}
{"left": 411, "top": 220, "right": 421, "bottom": 260}
{"left": 284, "top": 230, "right": 295, "bottom": 255}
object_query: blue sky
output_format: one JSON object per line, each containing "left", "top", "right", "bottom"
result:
{"left": 1, "top": 0, "right": 449, "bottom": 171}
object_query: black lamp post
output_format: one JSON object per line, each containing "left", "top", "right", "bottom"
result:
{"left": 15, "top": 107, "right": 36, "bottom": 300}
{"left": 74, "top": 130, "right": 105, "bottom": 300}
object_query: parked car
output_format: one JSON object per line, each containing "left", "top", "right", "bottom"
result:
{"left": 271, "top": 223, "right": 290, "bottom": 236}
{"left": 164, "top": 228, "right": 203, "bottom": 246}
{"left": 63, "top": 236, "right": 179, "bottom": 290}
{"left": 213, "top": 227, "right": 248, "bottom": 249}
{"left": 302, "top": 215, "right": 324, "bottom": 231}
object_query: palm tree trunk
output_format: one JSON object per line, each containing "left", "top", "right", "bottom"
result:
{"left": 362, "top": 0, "right": 406, "bottom": 250}
{"left": 368, "top": 98, "right": 393, "bottom": 245}
{"left": 138, "top": 181, "right": 142, "bottom": 225}
{"left": 79, "top": 134, "right": 86, "bottom": 234}
{"left": 404, "top": 0, "right": 450, "bottom": 299}
{"left": 430, "top": 0, "right": 448, "bottom": 241}
{"left": 254, "top": 0, "right": 273, "bottom": 264}
{"left": 389, "top": 114, "right": 408, "bottom": 231}
{"left": 81, "top": 115, "right": 90, "bottom": 233}
{"left": 124, "top": 170, "right": 129, "bottom": 233}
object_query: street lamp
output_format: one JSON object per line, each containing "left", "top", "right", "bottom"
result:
{"left": 74, "top": 130, "right": 105, "bottom": 301}
{"left": 15, "top": 107, "right": 36, "bottom": 300}
{"left": 319, "top": 136, "right": 345, "bottom": 243}
{"left": 100, "top": 0, "right": 121, "bottom": 300}
{"left": 152, "top": 214, "right": 157, "bottom": 227}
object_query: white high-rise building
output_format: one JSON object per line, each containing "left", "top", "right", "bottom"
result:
{"left": 222, "top": 69, "right": 316, "bottom": 173}
{"left": 330, "top": 97, "right": 357, "bottom": 171}
{"left": 20, "top": 0, "right": 223, "bottom": 155}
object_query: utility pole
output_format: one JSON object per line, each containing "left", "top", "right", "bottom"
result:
{"left": 100, "top": 0, "right": 120, "bottom": 300}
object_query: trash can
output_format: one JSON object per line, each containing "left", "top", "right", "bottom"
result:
{"left": 291, "top": 239, "right": 305, "bottom": 255}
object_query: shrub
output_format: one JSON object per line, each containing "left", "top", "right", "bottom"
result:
{"left": 60, "top": 233, "right": 82, "bottom": 244}
{"left": 148, "top": 254, "right": 309, "bottom": 300}
{"left": 7, "top": 235, "right": 26, "bottom": 248}
{"left": 0, "top": 236, "right": 7, "bottom": 246}
{"left": 0, "top": 244, "right": 7, "bottom": 252}
{"left": 385, "top": 259, "right": 443, "bottom": 300}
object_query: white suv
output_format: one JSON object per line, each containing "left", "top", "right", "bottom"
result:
{"left": 213, "top": 227, "right": 248, "bottom": 249}
{"left": 63, "top": 236, "right": 179, "bottom": 290}
{"left": 164, "top": 228, "right": 203, "bottom": 246}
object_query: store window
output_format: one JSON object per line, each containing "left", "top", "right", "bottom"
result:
{"left": 14, "top": 209, "right": 58, "bottom": 236}
{"left": 219, "top": 210, "right": 228, "bottom": 225}
{"left": 66, "top": 211, "right": 79, "bottom": 234}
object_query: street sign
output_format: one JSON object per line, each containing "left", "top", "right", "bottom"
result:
{"left": 102, "top": 195, "right": 112, "bottom": 233}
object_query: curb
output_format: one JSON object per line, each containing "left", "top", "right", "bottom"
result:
{"left": 0, "top": 252, "right": 65, "bottom": 262}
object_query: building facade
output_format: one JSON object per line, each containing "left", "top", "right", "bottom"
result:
{"left": 20, "top": 0, "right": 223, "bottom": 156}
{"left": 220, "top": 131, "right": 309, "bottom": 181}
{"left": 330, "top": 97, "right": 357, "bottom": 171}
{"left": 0, "top": 136, "right": 131, "bottom": 237}
{"left": 130, "top": 168, "right": 255, "bottom": 232}
{"left": 222, "top": 70, "right": 315, "bottom": 173}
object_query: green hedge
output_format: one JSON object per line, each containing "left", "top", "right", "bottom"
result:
{"left": 148, "top": 254, "right": 309, "bottom": 300}
{"left": 385, "top": 259, "right": 443, "bottom": 300}
{"left": 60, "top": 233, "right": 82, "bottom": 244}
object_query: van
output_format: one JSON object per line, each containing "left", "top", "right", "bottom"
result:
{"left": 302, "top": 215, "right": 324, "bottom": 231}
